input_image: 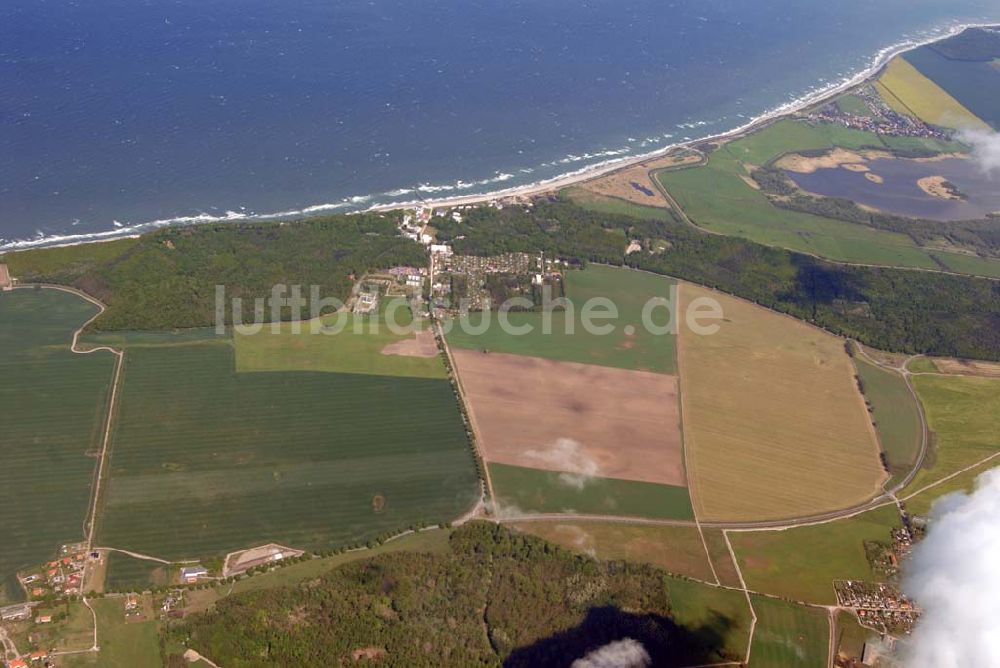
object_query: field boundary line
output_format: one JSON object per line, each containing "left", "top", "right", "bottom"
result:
{"left": 898, "top": 452, "right": 1000, "bottom": 503}
{"left": 722, "top": 530, "right": 757, "bottom": 665}
{"left": 436, "top": 320, "right": 495, "bottom": 513}
{"left": 95, "top": 547, "right": 175, "bottom": 565}
{"left": 675, "top": 285, "right": 719, "bottom": 584}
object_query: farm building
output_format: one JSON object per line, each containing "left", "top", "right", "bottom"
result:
{"left": 180, "top": 565, "right": 208, "bottom": 582}
{"left": 0, "top": 264, "right": 11, "bottom": 290}
{"left": 0, "top": 603, "right": 32, "bottom": 621}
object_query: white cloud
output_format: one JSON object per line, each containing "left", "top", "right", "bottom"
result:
{"left": 571, "top": 638, "right": 650, "bottom": 668}
{"left": 957, "top": 128, "right": 1000, "bottom": 177}
{"left": 523, "top": 438, "right": 601, "bottom": 490}
{"left": 901, "top": 466, "right": 1000, "bottom": 667}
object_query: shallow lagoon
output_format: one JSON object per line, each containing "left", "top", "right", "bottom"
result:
{"left": 786, "top": 157, "right": 1000, "bottom": 221}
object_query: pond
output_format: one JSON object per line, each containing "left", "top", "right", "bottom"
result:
{"left": 785, "top": 157, "right": 1000, "bottom": 221}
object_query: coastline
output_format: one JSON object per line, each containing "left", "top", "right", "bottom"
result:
{"left": 2, "top": 21, "right": 997, "bottom": 253}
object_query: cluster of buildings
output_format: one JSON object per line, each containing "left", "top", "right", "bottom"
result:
{"left": 387, "top": 266, "right": 428, "bottom": 291}
{"left": 4, "top": 651, "right": 49, "bottom": 668}
{"left": 836, "top": 580, "right": 920, "bottom": 636}
{"left": 431, "top": 251, "right": 562, "bottom": 312}
{"left": 18, "top": 545, "right": 90, "bottom": 600}
{"left": 808, "top": 85, "right": 950, "bottom": 141}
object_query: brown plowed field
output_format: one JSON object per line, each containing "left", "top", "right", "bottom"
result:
{"left": 452, "top": 349, "right": 685, "bottom": 486}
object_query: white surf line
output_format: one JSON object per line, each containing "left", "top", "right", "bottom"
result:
{"left": 8, "top": 22, "right": 996, "bottom": 256}
{"left": 364, "top": 22, "right": 1000, "bottom": 213}
{"left": 722, "top": 530, "right": 757, "bottom": 666}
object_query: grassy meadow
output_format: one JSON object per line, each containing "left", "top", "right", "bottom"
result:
{"left": 679, "top": 283, "right": 886, "bottom": 522}
{"left": 665, "top": 577, "right": 753, "bottom": 663}
{"left": 748, "top": 596, "right": 829, "bottom": 668}
{"left": 446, "top": 264, "right": 678, "bottom": 374}
{"left": 902, "top": 375, "right": 1000, "bottom": 504}
{"left": 104, "top": 552, "right": 173, "bottom": 592}
{"left": 729, "top": 504, "right": 902, "bottom": 605}
{"left": 509, "top": 521, "right": 716, "bottom": 581}
{"left": 233, "top": 303, "right": 447, "bottom": 379}
{"left": 94, "top": 336, "right": 480, "bottom": 561}
{"left": 853, "top": 357, "right": 922, "bottom": 486}
{"left": 59, "top": 598, "right": 162, "bottom": 668}
{"left": 489, "top": 463, "right": 694, "bottom": 521}
{"left": 0, "top": 289, "right": 116, "bottom": 603}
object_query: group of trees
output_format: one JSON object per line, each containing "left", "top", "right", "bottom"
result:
{"left": 2, "top": 213, "right": 427, "bottom": 330}
{"left": 166, "top": 523, "right": 737, "bottom": 667}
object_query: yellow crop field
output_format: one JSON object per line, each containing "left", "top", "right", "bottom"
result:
{"left": 877, "top": 58, "right": 989, "bottom": 130}
{"left": 678, "top": 283, "right": 886, "bottom": 522}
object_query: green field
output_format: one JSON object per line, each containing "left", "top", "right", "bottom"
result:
{"left": 749, "top": 596, "right": 829, "bottom": 668}
{"left": 907, "top": 356, "right": 938, "bottom": 374}
{"left": 729, "top": 505, "right": 902, "bottom": 605}
{"left": 905, "top": 457, "right": 998, "bottom": 516}
{"left": 903, "top": 375, "right": 1000, "bottom": 500}
{"left": 659, "top": 119, "right": 998, "bottom": 274}
{"left": 561, "top": 187, "right": 672, "bottom": 220}
{"left": 854, "top": 358, "right": 922, "bottom": 485}
{"left": 232, "top": 304, "right": 446, "bottom": 379}
{"left": 510, "top": 521, "right": 716, "bottom": 581}
{"left": 447, "top": 264, "right": 678, "bottom": 374}
{"left": 94, "top": 335, "right": 480, "bottom": 561}
{"left": 666, "top": 577, "right": 753, "bottom": 663}
{"left": 0, "top": 289, "right": 116, "bottom": 603}
{"left": 489, "top": 463, "right": 694, "bottom": 520}
{"left": 835, "top": 94, "right": 875, "bottom": 118}
{"left": 835, "top": 610, "right": 873, "bottom": 665}
{"left": 60, "top": 599, "right": 162, "bottom": 668}
{"left": 104, "top": 552, "right": 173, "bottom": 592}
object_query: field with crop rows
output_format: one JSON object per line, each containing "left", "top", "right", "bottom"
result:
{"left": 0, "top": 289, "right": 116, "bottom": 603}
{"left": 679, "top": 283, "right": 885, "bottom": 522}
{"left": 95, "top": 336, "right": 479, "bottom": 560}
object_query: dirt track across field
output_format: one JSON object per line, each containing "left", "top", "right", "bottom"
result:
{"left": 451, "top": 349, "right": 685, "bottom": 486}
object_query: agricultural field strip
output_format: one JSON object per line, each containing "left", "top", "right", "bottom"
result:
{"left": 853, "top": 347, "right": 930, "bottom": 493}
{"left": 437, "top": 321, "right": 494, "bottom": 501}
{"left": 678, "top": 283, "right": 887, "bottom": 521}
{"left": 8, "top": 286, "right": 123, "bottom": 592}
{"left": 95, "top": 338, "right": 480, "bottom": 561}
{"left": 105, "top": 452, "right": 460, "bottom": 505}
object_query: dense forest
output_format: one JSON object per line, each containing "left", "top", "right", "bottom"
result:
{"left": 1, "top": 213, "right": 425, "bottom": 330}
{"left": 751, "top": 166, "right": 1000, "bottom": 258}
{"left": 3, "top": 200, "right": 998, "bottom": 359}
{"left": 165, "top": 523, "right": 737, "bottom": 667}
{"left": 435, "top": 200, "right": 1000, "bottom": 360}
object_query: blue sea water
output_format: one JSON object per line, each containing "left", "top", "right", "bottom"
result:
{"left": 2, "top": 0, "right": 1000, "bottom": 249}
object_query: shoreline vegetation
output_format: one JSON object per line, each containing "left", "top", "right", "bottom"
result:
{"left": 1, "top": 22, "right": 997, "bottom": 254}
